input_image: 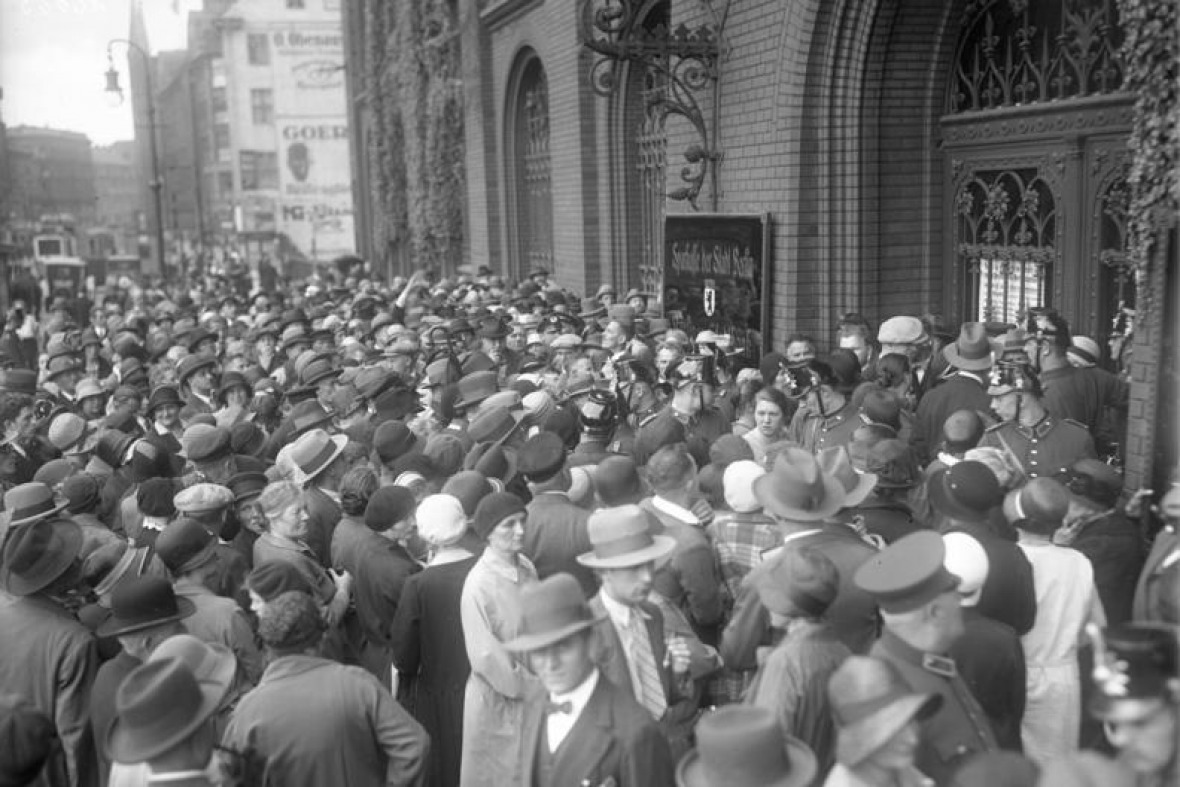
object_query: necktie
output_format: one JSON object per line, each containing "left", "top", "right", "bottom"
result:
{"left": 626, "top": 612, "right": 668, "bottom": 719}
{"left": 545, "top": 700, "right": 572, "bottom": 715}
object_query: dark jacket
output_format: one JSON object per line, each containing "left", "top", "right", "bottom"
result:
{"left": 523, "top": 492, "right": 597, "bottom": 598}
{"left": 912, "top": 372, "right": 992, "bottom": 463}
{"left": 949, "top": 608, "right": 1026, "bottom": 752}
{"left": 946, "top": 521, "right": 1038, "bottom": 635}
{"left": 518, "top": 673, "right": 675, "bottom": 787}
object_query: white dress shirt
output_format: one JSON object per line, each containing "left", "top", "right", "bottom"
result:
{"left": 546, "top": 668, "right": 599, "bottom": 752}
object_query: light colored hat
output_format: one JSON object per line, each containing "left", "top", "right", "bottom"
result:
{"left": 723, "top": 460, "right": 765, "bottom": 514}
{"left": 877, "top": 316, "right": 928, "bottom": 346}
{"left": 521, "top": 390, "right": 556, "bottom": 426}
{"left": 288, "top": 429, "right": 348, "bottom": 485}
{"left": 828, "top": 656, "right": 942, "bottom": 768}
{"left": 1067, "top": 335, "right": 1101, "bottom": 367}
{"left": 173, "top": 483, "right": 234, "bottom": 514}
{"left": 47, "top": 413, "right": 91, "bottom": 454}
{"left": 415, "top": 494, "right": 468, "bottom": 547}
{"left": 577, "top": 504, "right": 675, "bottom": 569}
{"left": 942, "top": 532, "right": 988, "bottom": 607}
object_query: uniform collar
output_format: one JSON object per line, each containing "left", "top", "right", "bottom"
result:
{"left": 1016, "top": 413, "right": 1055, "bottom": 439}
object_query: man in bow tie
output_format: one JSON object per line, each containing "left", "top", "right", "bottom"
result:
{"left": 505, "top": 573, "right": 675, "bottom": 787}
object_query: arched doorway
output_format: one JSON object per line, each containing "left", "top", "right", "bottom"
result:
{"left": 941, "top": 0, "right": 1131, "bottom": 344}
{"left": 505, "top": 52, "right": 554, "bottom": 281}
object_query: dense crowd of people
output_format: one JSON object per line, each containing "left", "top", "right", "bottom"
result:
{"left": 0, "top": 264, "right": 1175, "bottom": 787}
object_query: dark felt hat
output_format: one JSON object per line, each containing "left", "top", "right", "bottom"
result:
{"left": 155, "top": 517, "right": 218, "bottom": 576}
{"left": 62, "top": 473, "right": 103, "bottom": 514}
{"left": 137, "top": 478, "right": 177, "bottom": 519}
{"left": 928, "top": 461, "right": 1003, "bottom": 524}
{"left": 594, "top": 455, "right": 645, "bottom": 506}
{"left": 0, "top": 693, "right": 55, "bottom": 784}
{"left": 517, "top": 431, "right": 566, "bottom": 482}
{"left": 373, "top": 421, "right": 419, "bottom": 465}
{"left": 454, "top": 371, "right": 500, "bottom": 410}
{"left": 472, "top": 491, "right": 526, "bottom": 540}
{"left": 364, "top": 486, "right": 417, "bottom": 532}
{"left": 0, "top": 518, "right": 83, "bottom": 596}
{"left": 464, "top": 442, "right": 516, "bottom": 484}
{"left": 230, "top": 421, "right": 267, "bottom": 458}
{"left": 186, "top": 426, "right": 232, "bottom": 464}
{"left": 246, "top": 561, "right": 311, "bottom": 601}
{"left": 467, "top": 406, "right": 525, "bottom": 446}
{"left": 441, "top": 470, "right": 494, "bottom": 517}
{"left": 97, "top": 576, "right": 196, "bottom": 637}
{"left": 176, "top": 354, "right": 216, "bottom": 387}
{"left": 106, "top": 658, "right": 226, "bottom": 764}
{"left": 227, "top": 471, "right": 269, "bottom": 504}
{"left": 146, "top": 385, "right": 184, "bottom": 417}
{"left": 0, "top": 369, "right": 38, "bottom": 396}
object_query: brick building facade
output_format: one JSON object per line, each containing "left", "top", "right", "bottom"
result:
{"left": 344, "top": 0, "right": 1176, "bottom": 491}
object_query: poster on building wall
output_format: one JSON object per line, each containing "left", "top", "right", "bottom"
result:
{"left": 270, "top": 26, "right": 347, "bottom": 117}
{"left": 663, "top": 213, "right": 771, "bottom": 362}
{"left": 275, "top": 117, "right": 354, "bottom": 260}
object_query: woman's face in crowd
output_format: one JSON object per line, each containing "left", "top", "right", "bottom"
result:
{"left": 155, "top": 403, "right": 180, "bottom": 428}
{"left": 80, "top": 396, "right": 104, "bottom": 419}
{"left": 754, "top": 398, "right": 784, "bottom": 437}
{"left": 226, "top": 386, "right": 251, "bottom": 409}
{"left": 487, "top": 512, "right": 525, "bottom": 557}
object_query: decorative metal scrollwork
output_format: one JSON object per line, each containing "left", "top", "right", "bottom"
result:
{"left": 580, "top": 0, "right": 722, "bottom": 209}
{"left": 950, "top": 0, "right": 1124, "bottom": 113}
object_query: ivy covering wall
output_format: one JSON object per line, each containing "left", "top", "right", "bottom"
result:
{"left": 362, "top": 0, "right": 465, "bottom": 275}
{"left": 1116, "top": 0, "right": 1178, "bottom": 278}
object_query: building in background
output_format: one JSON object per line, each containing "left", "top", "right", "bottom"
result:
{"left": 126, "top": 0, "right": 354, "bottom": 278}
{"left": 91, "top": 141, "right": 143, "bottom": 257}
{"left": 5, "top": 126, "right": 97, "bottom": 249}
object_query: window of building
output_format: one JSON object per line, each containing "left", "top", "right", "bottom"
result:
{"left": 214, "top": 123, "right": 230, "bottom": 150}
{"left": 250, "top": 89, "right": 274, "bottom": 124}
{"left": 217, "top": 171, "right": 233, "bottom": 196}
{"left": 286, "top": 0, "right": 305, "bottom": 7}
{"left": 247, "top": 33, "right": 270, "bottom": 65}
{"left": 240, "top": 151, "right": 279, "bottom": 191}
{"left": 509, "top": 54, "right": 553, "bottom": 279}
{"left": 211, "top": 86, "right": 227, "bottom": 114}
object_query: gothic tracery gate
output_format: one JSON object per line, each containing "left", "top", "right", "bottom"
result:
{"left": 941, "top": 0, "right": 1132, "bottom": 346}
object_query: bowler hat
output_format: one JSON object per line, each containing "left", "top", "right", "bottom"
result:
{"left": 853, "top": 531, "right": 961, "bottom": 614}
{"left": 454, "top": 371, "right": 499, "bottom": 410}
{"left": 577, "top": 504, "right": 675, "bottom": 569}
{"left": 517, "top": 431, "right": 566, "bottom": 482}
{"left": 146, "top": 385, "right": 184, "bottom": 417}
{"left": 815, "top": 446, "right": 878, "bottom": 508}
{"left": 503, "top": 573, "right": 605, "bottom": 652}
{"left": 175, "top": 354, "right": 216, "bottom": 387}
{"left": 472, "top": 491, "right": 526, "bottom": 540}
{"left": 106, "top": 658, "right": 223, "bottom": 763}
{"left": 827, "top": 656, "right": 942, "bottom": 768}
{"left": 0, "top": 518, "right": 83, "bottom": 596}
{"left": 676, "top": 705, "right": 816, "bottom": 787}
{"left": 928, "top": 461, "right": 1002, "bottom": 524}
{"left": 289, "top": 429, "right": 348, "bottom": 485}
{"left": 98, "top": 576, "right": 196, "bottom": 638}
{"left": 753, "top": 448, "right": 847, "bottom": 522}
{"left": 4, "top": 482, "right": 69, "bottom": 528}
{"left": 943, "top": 321, "right": 993, "bottom": 371}
{"left": 374, "top": 421, "right": 420, "bottom": 465}
{"left": 155, "top": 517, "right": 218, "bottom": 575}
{"left": 594, "top": 455, "right": 645, "bottom": 506}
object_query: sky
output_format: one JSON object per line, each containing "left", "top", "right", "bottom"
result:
{"left": 0, "top": 0, "right": 202, "bottom": 145}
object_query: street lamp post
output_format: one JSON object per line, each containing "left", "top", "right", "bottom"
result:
{"left": 104, "top": 39, "right": 169, "bottom": 280}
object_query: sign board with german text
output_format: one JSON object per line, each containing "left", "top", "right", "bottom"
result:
{"left": 663, "top": 213, "right": 771, "bottom": 362}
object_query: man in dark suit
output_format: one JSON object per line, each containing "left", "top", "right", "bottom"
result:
{"left": 576, "top": 505, "right": 715, "bottom": 761}
{"left": 504, "top": 573, "right": 675, "bottom": 787}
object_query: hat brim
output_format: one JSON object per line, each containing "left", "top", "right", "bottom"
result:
{"left": 0, "top": 518, "right": 83, "bottom": 596}
{"left": 576, "top": 534, "right": 676, "bottom": 570}
{"left": 292, "top": 434, "right": 349, "bottom": 485}
{"left": 927, "top": 469, "right": 991, "bottom": 524}
{"left": 303, "top": 368, "right": 341, "bottom": 388}
{"left": 502, "top": 613, "right": 606, "bottom": 653}
{"left": 6, "top": 499, "right": 71, "bottom": 529}
{"left": 942, "top": 344, "right": 992, "bottom": 372}
{"left": 454, "top": 390, "right": 496, "bottom": 411}
{"left": 97, "top": 596, "right": 197, "bottom": 638}
{"left": 836, "top": 693, "right": 942, "bottom": 768}
{"left": 842, "top": 472, "right": 879, "bottom": 509}
{"left": 177, "top": 357, "right": 217, "bottom": 385}
{"left": 105, "top": 672, "right": 224, "bottom": 763}
{"left": 676, "top": 734, "right": 817, "bottom": 787}
{"left": 754, "top": 472, "right": 847, "bottom": 522}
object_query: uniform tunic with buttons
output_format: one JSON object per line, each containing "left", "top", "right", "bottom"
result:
{"left": 979, "top": 414, "right": 1096, "bottom": 482}
{"left": 871, "top": 629, "right": 997, "bottom": 784}
{"left": 786, "top": 401, "right": 861, "bottom": 455}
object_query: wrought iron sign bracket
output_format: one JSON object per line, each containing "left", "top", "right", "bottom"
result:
{"left": 580, "top": 0, "right": 723, "bottom": 210}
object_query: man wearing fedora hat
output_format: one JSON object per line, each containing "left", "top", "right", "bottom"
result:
{"left": 1038, "top": 624, "right": 1180, "bottom": 787}
{"left": 176, "top": 355, "right": 218, "bottom": 425}
{"left": 505, "top": 573, "right": 676, "bottom": 787}
{"left": 287, "top": 427, "right": 351, "bottom": 566}
{"left": 578, "top": 505, "right": 710, "bottom": 760}
{"left": 913, "top": 321, "right": 994, "bottom": 464}
{"left": 854, "top": 532, "right": 997, "bottom": 783}
{"left": 676, "top": 705, "right": 817, "bottom": 787}
{"left": 823, "top": 656, "right": 941, "bottom": 787}
{"left": 90, "top": 576, "right": 195, "bottom": 786}
{"left": 106, "top": 658, "right": 232, "bottom": 785}
{"left": 0, "top": 513, "right": 100, "bottom": 787}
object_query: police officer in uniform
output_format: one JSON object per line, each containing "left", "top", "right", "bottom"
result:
{"left": 783, "top": 356, "right": 862, "bottom": 455}
{"left": 980, "top": 361, "right": 1096, "bottom": 482}
{"left": 569, "top": 389, "right": 626, "bottom": 468}
{"left": 636, "top": 354, "right": 728, "bottom": 468}
{"left": 854, "top": 531, "right": 997, "bottom": 784}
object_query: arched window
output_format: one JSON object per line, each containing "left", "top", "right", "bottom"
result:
{"left": 508, "top": 54, "right": 553, "bottom": 278}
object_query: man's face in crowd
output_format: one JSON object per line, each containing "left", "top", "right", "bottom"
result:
{"left": 190, "top": 366, "right": 215, "bottom": 395}
{"left": 313, "top": 336, "right": 334, "bottom": 355}
{"left": 600, "top": 562, "right": 654, "bottom": 607}
{"left": 839, "top": 333, "right": 870, "bottom": 366}
{"left": 990, "top": 391, "right": 1021, "bottom": 423}
{"left": 529, "top": 632, "right": 595, "bottom": 696}
{"left": 1104, "top": 699, "right": 1178, "bottom": 777}
{"left": 481, "top": 336, "right": 506, "bottom": 364}
{"left": 785, "top": 341, "right": 815, "bottom": 365}
{"left": 507, "top": 326, "right": 528, "bottom": 353}
{"left": 656, "top": 348, "right": 679, "bottom": 379}
{"left": 602, "top": 321, "right": 625, "bottom": 352}
{"left": 80, "top": 395, "right": 104, "bottom": 419}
